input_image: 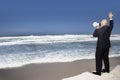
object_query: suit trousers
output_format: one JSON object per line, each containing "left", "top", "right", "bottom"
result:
{"left": 95, "top": 47, "right": 110, "bottom": 74}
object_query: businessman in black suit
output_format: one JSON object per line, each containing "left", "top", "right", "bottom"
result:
{"left": 93, "top": 12, "right": 114, "bottom": 75}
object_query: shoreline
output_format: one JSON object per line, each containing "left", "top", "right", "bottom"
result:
{"left": 0, "top": 56, "right": 120, "bottom": 69}
{"left": 0, "top": 57, "right": 120, "bottom": 80}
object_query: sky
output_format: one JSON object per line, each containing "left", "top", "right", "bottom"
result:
{"left": 0, "top": 0, "right": 120, "bottom": 36}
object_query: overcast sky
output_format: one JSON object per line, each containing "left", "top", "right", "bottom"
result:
{"left": 0, "top": 0, "right": 120, "bottom": 36}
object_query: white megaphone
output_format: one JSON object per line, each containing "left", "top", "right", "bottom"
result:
{"left": 92, "top": 22, "right": 99, "bottom": 28}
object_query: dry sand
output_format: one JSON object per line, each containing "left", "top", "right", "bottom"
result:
{"left": 63, "top": 65, "right": 120, "bottom": 80}
{"left": 0, "top": 57, "right": 120, "bottom": 80}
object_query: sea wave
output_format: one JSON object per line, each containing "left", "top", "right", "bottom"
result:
{"left": 0, "top": 34, "right": 120, "bottom": 46}
{"left": 0, "top": 34, "right": 120, "bottom": 69}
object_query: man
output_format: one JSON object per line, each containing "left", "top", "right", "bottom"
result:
{"left": 93, "top": 12, "right": 114, "bottom": 75}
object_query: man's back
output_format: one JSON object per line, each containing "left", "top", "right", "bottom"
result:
{"left": 93, "top": 20, "right": 114, "bottom": 48}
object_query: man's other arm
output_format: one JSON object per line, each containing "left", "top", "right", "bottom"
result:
{"left": 93, "top": 29, "right": 99, "bottom": 37}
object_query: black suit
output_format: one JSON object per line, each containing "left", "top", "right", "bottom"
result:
{"left": 93, "top": 20, "right": 113, "bottom": 74}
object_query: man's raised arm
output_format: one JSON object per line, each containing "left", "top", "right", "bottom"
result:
{"left": 109, "top": 12, "right": 114, "bottom": 31}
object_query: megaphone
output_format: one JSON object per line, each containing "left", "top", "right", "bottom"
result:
{"left": 92, "top": 22, "right": 99, "bottom": 28}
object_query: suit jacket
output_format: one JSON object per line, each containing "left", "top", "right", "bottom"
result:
{"left": 93, "top": 20, "right": 114, "bottom": 49}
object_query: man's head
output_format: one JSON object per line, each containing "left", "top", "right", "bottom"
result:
{"left": 101, "top": 19, "right": 108, "bottom": 27}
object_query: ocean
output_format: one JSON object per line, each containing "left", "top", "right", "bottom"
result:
{"left": 0, "top": 35, "right": 120, "bottom": 68}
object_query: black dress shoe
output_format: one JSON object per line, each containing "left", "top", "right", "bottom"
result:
{"left": 92, "top": 72, "right": 101, "bottom": 76}
{"left": 101, "top": 69, "right": 110, "bottom": 73}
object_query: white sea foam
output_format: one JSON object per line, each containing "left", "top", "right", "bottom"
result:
{"left": 0, "top": 50, "right": 95, "bottom": 68}
{"left": 0, "top": 51, "right": 119, "bottom": 69}
{"left": 0, "top": 35, "right": 93, "bottom": 46}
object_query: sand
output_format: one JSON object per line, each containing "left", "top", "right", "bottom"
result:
{"left": 0, "top": 57, "right": 120, "bottom": 80}
{"left": 63, "top": 65, "right": 120, "bottom": 80}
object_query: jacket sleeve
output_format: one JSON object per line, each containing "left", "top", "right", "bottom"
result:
{"left": 109, "top": 20, "right": 114, "bottom": 31}
{"left": 93, "top": 29, "right": 99, "bottom": 37}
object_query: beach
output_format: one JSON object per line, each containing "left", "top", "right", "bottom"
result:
{"left": 0, "top": 57, "right": 120, "bottom": 80}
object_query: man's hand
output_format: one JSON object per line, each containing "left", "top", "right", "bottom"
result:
{"left": 109, "top": 12, "right": 114, "bottom": 20}
{"left": 96, "top": 26, "right": 100, "bottom": 29}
